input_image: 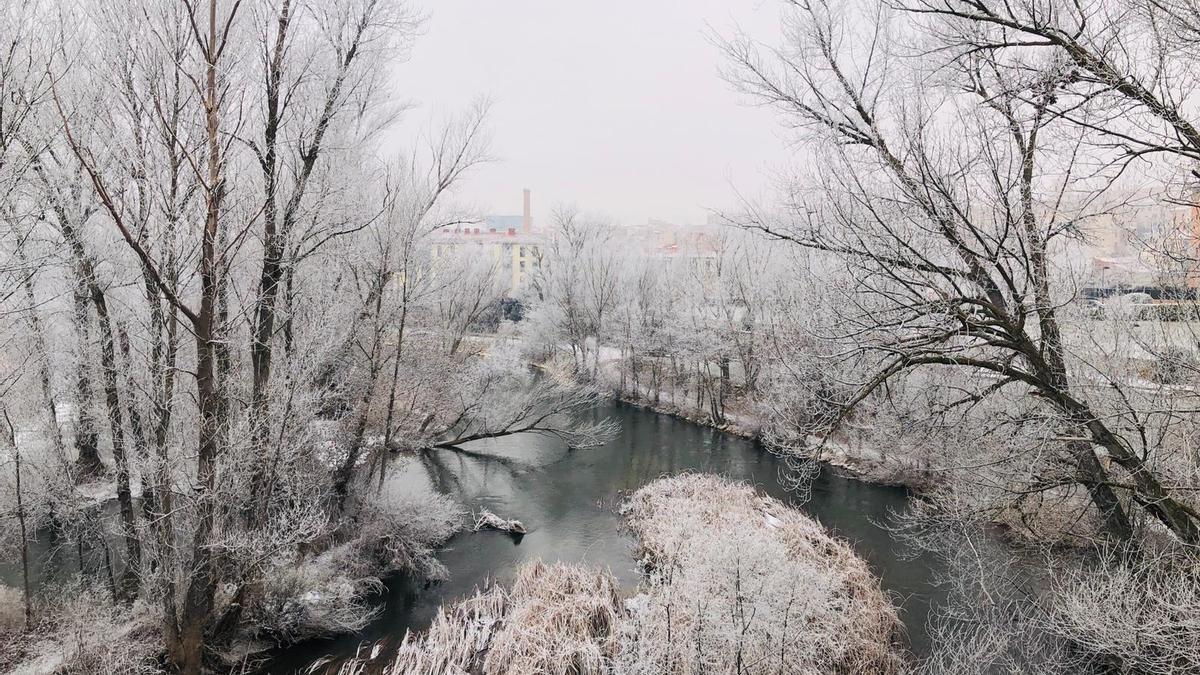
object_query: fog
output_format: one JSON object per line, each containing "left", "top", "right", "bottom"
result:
{"left": 7, "top": 1, "right": 1200, "bottom": 673}
{"left": 392, "top": 0, "right": 789, "bottom": 225}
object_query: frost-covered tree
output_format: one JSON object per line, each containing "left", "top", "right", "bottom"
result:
{"left": 0, "top": 1, "right": 619, "bottom": 672}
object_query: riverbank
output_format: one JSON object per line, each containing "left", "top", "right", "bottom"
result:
{"left": 0, "top": 485, "right": 464, "bottom": 675}
{"left": 269, "top": 399, "right": 939, "bottom": 673}
{"left": 334, "top": 474, "right": 907, "bottom": 674}
{"left": 538, "top": 350, "right": 938, "bottom": 492}
{"left": 609, "top": 388, "right": 935, "bottom": 488}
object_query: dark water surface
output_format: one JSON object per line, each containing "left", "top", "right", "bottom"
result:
{"left": 268, "top": 400, "right": 943, "bottom": 673}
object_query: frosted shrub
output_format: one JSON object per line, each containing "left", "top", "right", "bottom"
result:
{"left": 916, "top": 542, "right": 1200, "bottom": 674}
{"left": 370, "top": 559, "right": 624, "bottom": 675}
{"left": 348, "top": 489, "right": 464, "bottom": 581}
{"left": 1151, "top": 346, "right": 1199, "bottom": 386}
{"left": 617, "top": 474, "right": 905, "bottom": 675}
{"left": 253, "top": 490, "right": 463, "bottom": 642}
{"left": 0, "top": 585, "right": 25, "bottom": 671}
{"left": 21, "top": 582, "right": 163, "bottom": 675}
{"left": 253, "top": 549, "right": 385, "bottom": 643}
{"left": 1041, "top": 552, "right": 1200, "bottom": 673}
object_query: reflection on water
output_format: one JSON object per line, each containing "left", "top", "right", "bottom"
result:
{"left": 270, "top": 401, "right": 943, "bottom": 673}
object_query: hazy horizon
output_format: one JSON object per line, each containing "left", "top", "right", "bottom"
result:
{"left": 390, "top": 0, "right": 790, "bottom": 227}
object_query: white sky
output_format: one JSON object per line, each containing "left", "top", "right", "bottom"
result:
{"left": 388, "top": 0, "right": 790, "bottom": 226}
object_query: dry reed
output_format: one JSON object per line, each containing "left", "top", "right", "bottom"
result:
{"left": 351, "top": 559, "right": 623, "bottom": 675}
{"left": 617, "top": 473, "right": 906, "bottom": 674}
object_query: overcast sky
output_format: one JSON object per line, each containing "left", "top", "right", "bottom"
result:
{"left": 389, "top": 1, "right": 790, "bottom": 226}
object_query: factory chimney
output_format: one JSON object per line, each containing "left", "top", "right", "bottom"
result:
{"left": 522, "top": 188, "right": 532, "bottom": 233}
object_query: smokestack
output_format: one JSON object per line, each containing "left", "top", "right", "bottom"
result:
{"left": 522, "top": 188, "right": 532, "bottom": 233}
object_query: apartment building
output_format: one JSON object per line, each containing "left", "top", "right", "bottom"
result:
{"left": 430, "top": 189, "right": 545, "bottom": 294}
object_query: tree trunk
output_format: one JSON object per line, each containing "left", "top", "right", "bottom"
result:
{"left": 45, "top": 176, "right": 143, "bottom": 593}
{"left": 16, "top": 241, "right": 68, "bottom": 465}
{"left": 3, "top": 410, "right": 33, "bottom": 628}
{"left": 90, "top": 288, "right": 141, "bottom": 598}
{"left": 246, "top": 0, "right": 294, "bottom": 525}
{"left": 719, "top": 356, "right": 731, "bottom": 410}
{"left": 173, "top": 3, "right": 232, "bottom": 669}
{"left": 1012, "top": 97, "right": 1137, "bottom": 545}
{"left": 334, "top": 273, "right": 390, "bottom": 509}
{"left": 72, "top": 279, "right": 104, "bottom": 478}
{"left": 379, "top": 295, "right": 410, "bottom": 491}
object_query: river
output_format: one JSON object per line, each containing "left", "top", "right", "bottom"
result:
{"left": 268, "top": 401, "right": 944, "bottom": 673}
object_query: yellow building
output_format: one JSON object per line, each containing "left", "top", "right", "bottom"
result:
{"left": 429, "top": 189, "right": 544, "bottom": 294}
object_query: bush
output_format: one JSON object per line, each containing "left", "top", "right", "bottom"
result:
{"left": 1041, "top": 552, "right": 1200, "bottom": 673}
{"left": 7, "top": 582, "right": 163, "bottom": 675}
{"left": 347, "top": 490, "right": 463, "bottom": 582}
{"left": 252, "top": 547, "right": 385, "bottom": 643}
{"left": 250, "top": 490, "right": 463, "bottom": 643}
{"left": 0, "top": 585, "right": 27, "bottom": 672}
{"left": 364, "top": 559, "right": 624, "bottom": 675}
{"left": 917, "top": 543, "right": 1200, "bottom": 675}
{"left": 617, "top": 474, "right": 906, "bottom": 675}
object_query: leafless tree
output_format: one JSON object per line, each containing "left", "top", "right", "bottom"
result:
{"left": 721, "top": 0, "right": 1200, "bottom": 546}
{"left": 244, "top": 0, "right": 423, "bottom": 526}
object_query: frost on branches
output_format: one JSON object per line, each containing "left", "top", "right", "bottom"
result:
{"left": 341, "top": 473, "right": 904, "bottom": 675}
{"left": 618, "top": 474, "right": 905, "bottom": 675}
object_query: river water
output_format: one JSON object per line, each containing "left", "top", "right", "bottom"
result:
{"left": 269, "top": 401, "right": 943, "bottom": 673}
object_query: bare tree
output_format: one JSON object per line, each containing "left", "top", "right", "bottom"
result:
{"left": 244, "top": 0, "right": 422, "bottom": 525}
{"left": 1, "top": 1, "right": 627, "bottom": 671}
{"left": 721, "top": 0, "right": 1199, "bottom": 544}
{"left": 527, "top": 209, "right": 621, "bottom": 377}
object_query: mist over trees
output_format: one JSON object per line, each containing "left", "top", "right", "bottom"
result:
{"left": 4, "top": 0, "right": 1200, "bottom": 673}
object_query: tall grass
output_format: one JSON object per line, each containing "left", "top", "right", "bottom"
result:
{"left": 334, "top": 473, "right": 905, "bottom": 675}
{"left": 335, "top": 560, "right": 623, "bottom": 675}
{"left": 617, "top": 473, "right": 906, "bottom": 674}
